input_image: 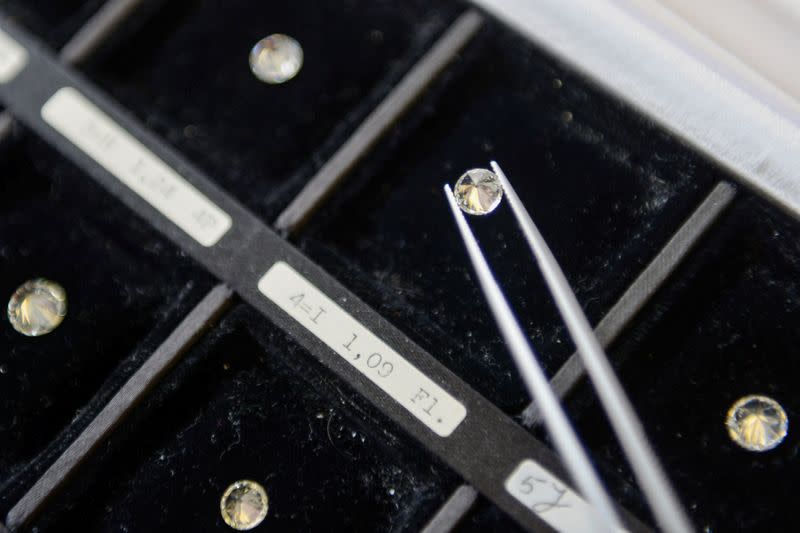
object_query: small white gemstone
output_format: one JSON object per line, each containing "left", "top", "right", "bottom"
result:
{"left": 726, "top": 395, "right": 788, "bottom": 452}
{"left": 453, "top": 168, "right": 503, "bottom": 215}
{"left": 249, "top": 34, "right": 303, "bottom": 84}
{"left": 7, "top": 278, "right": 67, "bottom": 336}
{"left": 220, "top": 480, "right": 269, "bottom": 530}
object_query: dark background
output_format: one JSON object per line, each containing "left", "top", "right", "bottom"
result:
{"left": 0, "top": 1, "right": 797, "bottom": 531}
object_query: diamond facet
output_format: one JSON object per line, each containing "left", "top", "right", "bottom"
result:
{"left": 726, "top": 395, "right": 788, "bottom": 452}
{"left": 249, "top": 34, "right": 303, "bottom": 84}
{"left": 7, "top": 278, "right": 67, "bottom": 337}
{"left": 220, "top": 480, "right": 269, "bottom": 530}
{"left": 453, "top": 168, "right": 503, "bottom": 216}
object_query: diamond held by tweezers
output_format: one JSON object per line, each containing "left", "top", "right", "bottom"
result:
{"left": 726, "top": 394, "right": 788, "bottom": 452}
{"left": 453, "top": 168, "right": 503, "bottom": 216}
{"left": 7, "top": 278, "right": 67, "bottom": 336}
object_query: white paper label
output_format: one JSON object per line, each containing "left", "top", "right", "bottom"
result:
{"left": 41, "top": 87, "right": 232, "bottom": 246}
{"left": 259, "top": 261, "right": 467, "bottom": 437}
{"left": 506, "top": 459, "right": 628, "bottom": 532}
{"left": 0, "top": 28, "right": 27, "bottom": 83}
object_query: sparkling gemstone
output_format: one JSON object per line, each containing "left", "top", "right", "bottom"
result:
{"left": 453, "top": 168, "right": 503, "bottom": 215}
{"left": 249, "top": 34, "right": 303, "bottom": 84}
{"left": 7, "top": 279, "right": 67, "bottom": 336}
{"left": 220, "top": 480, "right": 269, "bottom": 530}
{"left": 726, "top": 395, "right": 788, "bottom": 452}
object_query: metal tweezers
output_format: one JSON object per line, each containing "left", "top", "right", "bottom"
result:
{"left": 444, "top": 161, "right": 693, "bottom": 533}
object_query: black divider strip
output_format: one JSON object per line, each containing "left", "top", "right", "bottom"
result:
{"left": 421, "top": 484, "right": 480, "bottom": 533}
{"left": 5, "top": 285, "right": 234, "bottom": 530}
{"left": 422, "top": 181, "right": 737, "bottom": 532}
{"left": 274, "top": 10, "right": 484, "bottom": 235}
{"left": 521, "top": 181, "right": 737, "bottom": 426}
{"left": 0, "top": 17, "right": 647, "bottom": 532}
{"left": 0, "top": 0, "right": 151, "bottom": 144}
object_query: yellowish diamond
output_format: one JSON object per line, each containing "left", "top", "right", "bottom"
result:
{"left": 249, "top": 34, "right": 303, "bottom": 84}
{"left": 220, "top": 480, "right": 269, "bottom": 530}
{"left": 7, "top": 278, "right": 67, "bottom": 336}
{"left": 726, "top": 395, "right": 788, "bottom": 452}
{"left": 453, "top": 168, "right": 503, "bottom": 216}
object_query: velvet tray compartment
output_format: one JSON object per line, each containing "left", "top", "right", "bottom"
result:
{"left": 31, "top": 305, "right": 460, "bottom": 532}
{"left": 76, "top": 0, "right": 461, "bottom": 224}
{"left": 0, "top": 0, "right": 104, "bottom": 49}
{"left": 566, "top": 191, "right": 800, "bottom": 532}
{"left": 295, "top": 17, "right": 721, "bottom": 416}
{"left": 0, "top": 0, "right": 796, "bottom": 531}
{"left": 0, "top": 133, "right": 213, "bottom": 513}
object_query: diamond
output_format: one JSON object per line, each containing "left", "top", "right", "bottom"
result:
{"left": 726, "top": 395, "right": 788, "bottom": 452}
{"left": 7, "top": 278, "right": 67, "bottom": 337}
{"left": 220, "top": 480, "right": 269, "bottom": 530}
{"left": 249, "top": 34, "right": 303, "bottom": 84}
{"left": 453, "top": 168, "right": 503, "bottom": 216}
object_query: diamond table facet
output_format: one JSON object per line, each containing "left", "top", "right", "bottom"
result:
{"left": 220, "top": 480, "right": 269, "bottom": 530}
{"left": 453, "top": 168, "right": 503, "bottom": 216}
{"left": 726, "top": 395, "right": 788, "bottom": 452}
{"left": 7, "top": 278, "right": 67, "bottom": 336}
{"left": 249, "top": 34, "right": 303, "bottom": 84}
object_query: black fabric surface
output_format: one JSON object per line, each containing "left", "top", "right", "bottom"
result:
{"left": 0, "top": 0, "right": 104, "bottom": 48}
{"left": 78, "top": 0, "right": 461, "bottom": 224}
{"left": 296, "top": 20, "right": 719, "bottom": 415}
{"left": 458, "top": 494, "right": 525, "bottom": 533}
{"left": 0, "top": 1, "right": 797, "bottom": 531}
{"left": 0, "top": 134, "right": 213, "bottom": 510}
{"left": 34, "top": 305, "right": 459, "bottom": 533}
{"left": 566, "top": 192, "right": 800, "bottom": 531}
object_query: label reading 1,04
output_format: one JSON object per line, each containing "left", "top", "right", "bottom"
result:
{"left": 41, "top": 87, "right": 232, "bottom": 247}
{"left": 258, "top": 261, "right": 467, "bottom": 437}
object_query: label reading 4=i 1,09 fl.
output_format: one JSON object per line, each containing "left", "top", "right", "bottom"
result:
{"left": 258, "top": 261, "right": 467, "bottom": 437}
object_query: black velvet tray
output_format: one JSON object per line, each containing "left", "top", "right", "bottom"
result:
{"left": 77, "top": 0, "right": 461, "bottom": 223}
{"left": 33, "top": 305, "right": 459, "bottom": 532}
{"left": 296, "top": 18, "right": 718, "bottom": 414}
{"left": 0, "top": 0, "right": 104, "bottom": 49}
{"left": 0, "top": 0, "right": 798, "bottom": 532}
{"left": 566, "top": 191, "right": 800, "bottom": 531}
{"left": 0, "top": 134, "right": 214, "bottom": 510}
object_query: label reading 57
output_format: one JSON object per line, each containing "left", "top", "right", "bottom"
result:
{"left": 258, "top": 262, "right": 467, "bottom": 437}
{"left": 505, "top": 459, "right": 629, "bottom": 533}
